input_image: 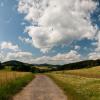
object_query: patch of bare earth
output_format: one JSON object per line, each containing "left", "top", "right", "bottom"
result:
{"left": 13, "top": 75, "right": 67, "bottom": 100}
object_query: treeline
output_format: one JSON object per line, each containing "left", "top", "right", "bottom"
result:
{"left": 56, "top": 59, "right": 100, "bottom": 71}
{"left": 1, "top": 60, "right": 36, "bottom": 72}
{"left": 0, "top": 61, "right": 4, "bottom": 69}
{"left": 0, "top": 61, "right": 49, "bottom": 72}
{"left": 0, "top": 59, "right": 100, "bottom": 72}
{"left": 0, "top": 60, "right": 57, "bottom": 72}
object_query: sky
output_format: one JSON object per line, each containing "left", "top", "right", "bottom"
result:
{"left": 0, "top": 0, "right": 100, "bottom": 64}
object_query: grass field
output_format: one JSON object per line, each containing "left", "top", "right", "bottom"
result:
{"left": 63, "top": 66, "right": 100, "bottom": 78}
{"left": 0, "top": 71, "right": 34, "bottom": 100}
{"left": 47, "top": 66, "right": 100, "bottom": 100}
{"left": 0, "top": 71, "right": 31, "bottom": 85}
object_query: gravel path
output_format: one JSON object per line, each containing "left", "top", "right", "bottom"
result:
{"left": 13, "top": 75, "right": 67, "bottom": 100}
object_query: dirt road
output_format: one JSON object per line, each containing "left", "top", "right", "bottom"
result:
{"left": 13, "top": 75, "right": 67, "bottom": 100}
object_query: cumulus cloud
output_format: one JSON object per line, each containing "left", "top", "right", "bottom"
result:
{"left": 31, "top": 50, "right": 81, "bottom": 65}
{"left": 52, "top": 50, "right": 81, "bottom": 64}
{"left": 88, "top": 52, "right": 100, "bottom": 60}
{"left": 0, "top": 41, "right": 81, "bottom": 64}
{"left": 5, "top": 51, "right": 33, "bottom": 63}
{"left": 88, "top": 51, "right": 100, "bottom": 61}
{"left": 1, "top": 49, "right": 81, "bottom": 64}
{"left": 0, "top": 41, "right": 33, "bottom": 63}
{"left": 88, "top": 31, "right": 100, "bottom": 59}
{"left": 0, "top": 51, "right": 4, "bottom": 61}
{"left": 18, "top": 0, "right": 98, "bottom": 53}
{"left": 19, "top": 36, "right": 32, "bottom": 45}
{"left": 95, "top": 31, "right": 100, "bottom": 51}
{"left": 0, "top": 42, "right": 19, "bottom": 51}
{"left": 74, "top": 45, "right": 80, "bottom": 50}
{"left": 0, "top": 51, "right": 33, "bottom": 63}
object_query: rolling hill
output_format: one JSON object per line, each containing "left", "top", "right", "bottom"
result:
{"left": 0, "top": 59, "right": 100, "bottom": 72}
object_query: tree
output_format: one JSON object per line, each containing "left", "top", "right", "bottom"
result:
{"left": 0, "top": 61, "right": 4, "bottom": 69}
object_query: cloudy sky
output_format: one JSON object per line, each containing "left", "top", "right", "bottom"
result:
{"left": 0, "top": 0, "right": 100, "bottom": 64}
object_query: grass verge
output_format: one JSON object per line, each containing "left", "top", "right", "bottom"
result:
{"left": 47, "top": 74, "right": 76, "bottom": 100}
{"left": 47, "top": 73, "right": 100, "bottom": 100}
{"left": 0, "top": 73, "right": 34, "bottom": 100}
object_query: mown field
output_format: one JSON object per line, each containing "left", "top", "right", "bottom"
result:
{"left": 47, "top": 66, "right": 100, "bottom": 100}
{"left": 0, "top": 71, "right": 33, "bottom": 100}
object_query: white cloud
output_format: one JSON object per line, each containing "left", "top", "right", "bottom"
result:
{"left": 88, "top": 52, "right": 100, "bottom": 60}
{"left": 19, "top": 36, "right": 32, "bottom": 45}
{"left": 31, "top": 50, "right": 81, "bottom": 64}
{"left": 5, "top": 51, "right": 33, "bottom": 63}
{"left": 0, "top": 42, "right": 19, "bottom": 51}
{"left": 74, "top": 45, "right": 80, "bottom": 50}
{"left": 95, "top": 31, "right": 100, "bottom": 52}
{"left": 0, "top": 41, "right": 33, "bottom": 63}
{"left": 6, "top": 51, "right": 32, "bottom": 58}
{"left": 18, "top": 0, "right": 98, "bottom": 53}
{"left": 0, "top": 51, "right": 4, "bottom": 61}
{"left": 88, "top": 31, "right": 100, "bottom": 60}
{"left": 0, "top": 51, "right": 33, "bottom": 63}
{"left": 0, "top": 41, "right": 81, "bottom": 64}
{"left": 52, "top": 50, "right": 81, "bottom": 64}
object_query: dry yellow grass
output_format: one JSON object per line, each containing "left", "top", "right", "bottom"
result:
{"left": 59, "top": 66, "right": 100, "bottom": 78}
{"left": 48, "top": 73, "right": 100, "bottom": 100}
{"left": 0, "top": 71, "right": 33, "bottom": 100}
{"left": 0, "top": 71, "right": 31, "bottom": 85}
{"left": 48, "top": 66, "right": 100, "bottom": 100}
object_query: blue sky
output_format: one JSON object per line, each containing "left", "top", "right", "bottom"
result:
{"left": 0, "top": 0, "right": 42, "bottom": 57}
{"left": 0, "top": 0, "right": 100, "bottom": 64}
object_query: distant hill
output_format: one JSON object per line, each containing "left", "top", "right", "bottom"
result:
{"left": 58, "top": 59, "right": 100, "bottom": 70}
{"left": 2, "top": 60, "right": 32, "bottom": 67}
{"left": 2, "top": 60, "right": 33, "bottom": 72}
{"left": 0, "top": 59, "right": 100, "bottom": 72}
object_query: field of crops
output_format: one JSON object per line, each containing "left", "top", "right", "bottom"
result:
{"left": 0, "top": 71, "right": 33, "bottom": 100}
{"left": 48, "top": 66, "right": 100, "bottom": 100}
{"left": 0, "top": 71, "right": 31, "bottom": 85}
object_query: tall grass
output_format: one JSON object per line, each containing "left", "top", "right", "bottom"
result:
{"left": 47, "top": 67, "right": 100, "bottom": 100}
{"left": 0, "top": 71, "right": 34, "bottom": 100}
{"left": 63, "top": 66, "right": 100, "bottom": 78}
{"left": 0, "top": 71, "right": 30, "bottom": 85}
